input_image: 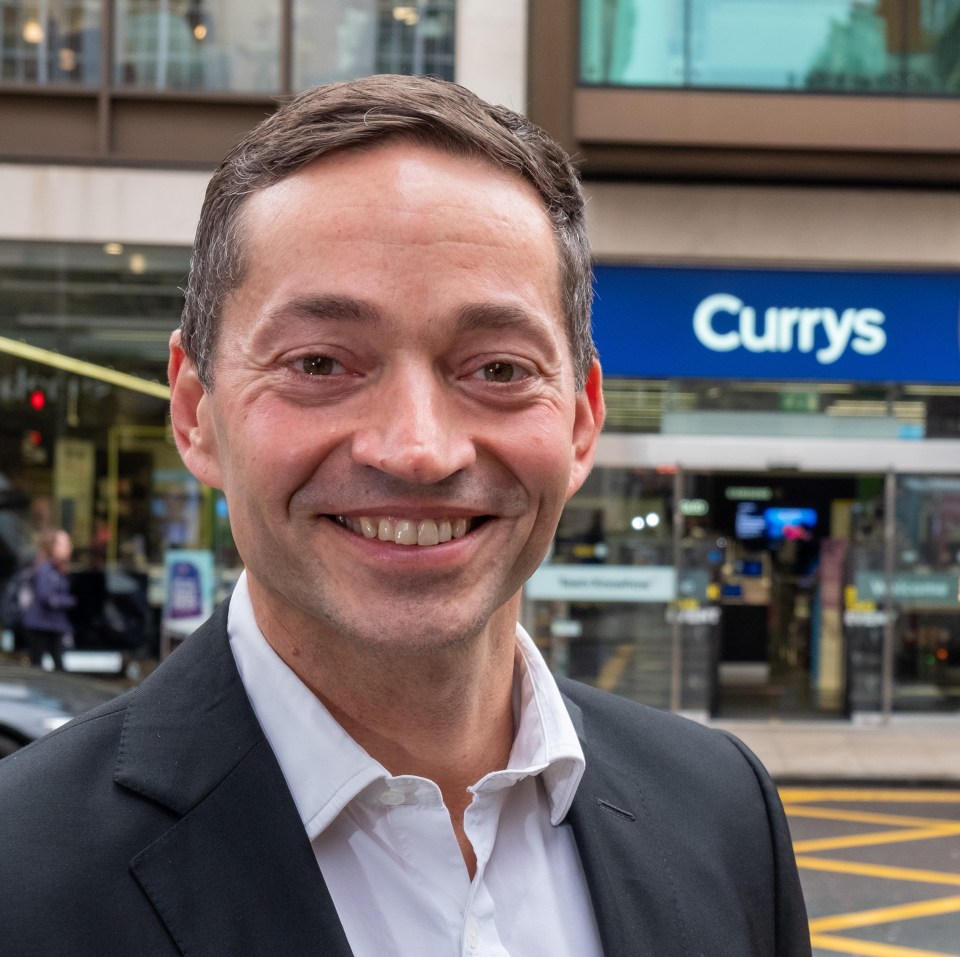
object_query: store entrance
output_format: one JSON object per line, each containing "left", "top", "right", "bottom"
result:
{"left": 686, "top": 471, "right": 883, "bottom": 719}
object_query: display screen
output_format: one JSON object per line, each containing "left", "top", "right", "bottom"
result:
{"left": 765, "top": 507, "right": 818, "bottom": 541}
{"left": 735, "top": 501, "right": 767, "bottom": 540}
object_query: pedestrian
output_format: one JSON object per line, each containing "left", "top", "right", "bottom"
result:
{"left": 0, "top": 75, "right": 811, "bottom": 956}
{"left": 22, "top": 528, "right": 75, "bottom": 671}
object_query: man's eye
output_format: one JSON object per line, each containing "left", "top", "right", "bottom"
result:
{"left": 300, "top": 356, "right": 341, "bottom": 376}
{"left": 480, "top": 361, "right": 522, "bottom": 383}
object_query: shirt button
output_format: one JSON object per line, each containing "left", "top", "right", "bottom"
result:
{"left": 466, "top": 918, "right": 480, "bottom": 951}
{"left": 379, "top": 789, "right": 406, "bottom": 806}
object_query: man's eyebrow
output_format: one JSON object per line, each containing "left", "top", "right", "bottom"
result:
{"left": 266, "top": 295, "right": 381, "bottom": 326}
{"left": 453, "top": 302, "right": 556, "bottom": 337}
{"left": 264, "top": 296, "right": 559, "bottom": 344}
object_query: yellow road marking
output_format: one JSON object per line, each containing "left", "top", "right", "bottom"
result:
{"left": 785, "top": 789, "right": 960, "bottom": 954}
{"left": 796, "top": 856, "right": 960, "bottom": 888}
{"left": 810, "top": 895, "right": 960, "bottom": 933}
{"left": 782, "top": 789, "right": 960, "bottom": 805}
{"left": 809, "top": 934, "right": 960, "bottom": 957}
{"left": 795, "top": 826, "right": 960, "bottom": 854}
{"left": 595, "top": 643, "right": 634, "bottom": 692}
{"left": 786, "top": 806, "right": 960, "bottom": 830}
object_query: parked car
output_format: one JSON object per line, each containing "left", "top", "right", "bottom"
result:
{"left": 0, "top": 663, "right": 121, "bottom": 757}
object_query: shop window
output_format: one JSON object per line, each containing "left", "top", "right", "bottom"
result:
{"left": 0, "top": 240, "right": 187, "bottom": 572}
{"left": 0, "top": 0, "right": 100, "bottom": 84}
{"left": 524, "top": 467, "right": 686, "bottom": 710}
{"left": 114, "top": 0, "right": 280, "bottom": 92}
{"left": 293, "top": 0, "right": 455, "bottom": 90}
{"left": 0, "top": 1, "right": 457, "bottom": 94}
{"left": 581, "top": 0, "right": 960, "bottom": 95}
{"left": 890, "top": 475, "right": 960, "bottom": 712}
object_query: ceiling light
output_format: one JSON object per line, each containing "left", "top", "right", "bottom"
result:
{"left": 393, "top": 7, "right": 419, "bottom": 25}
{"left": 22, "top": 19, "right": 44, "bottom": 44}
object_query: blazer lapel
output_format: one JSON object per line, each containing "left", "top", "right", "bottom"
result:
{"left": 115, "top": 604, "right": 353, "bottom": 957}
{"left": 562, "top": 693, "right": 689, "bottom": 957}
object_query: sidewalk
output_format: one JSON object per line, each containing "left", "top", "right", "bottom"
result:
{"left": 711, "top": 716, "right": 960, "bottom": 782}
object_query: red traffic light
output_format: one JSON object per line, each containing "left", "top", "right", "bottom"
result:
{"left": 29, "top": 389, "right": 45, "bottom": 411}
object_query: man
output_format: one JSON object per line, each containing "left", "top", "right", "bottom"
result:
{"left": 0, "top": 75, "right": 811, "bottom": 955}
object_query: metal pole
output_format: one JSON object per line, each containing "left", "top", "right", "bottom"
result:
{"left": 881, "top": 467, "right": 896, "bottom": 722}
{"left": 37, "top": 0, "right": 49, "bottom": 84}
{"left": 280, "top": 0, "right": 293, "bottom": 95}
{"left": 412, "top": 0, "right": 426, "bottom": 76}
{"left": 98, "top": 0, "right": 113, "bottom": 157}
{"left": 670, "top": 466, "right": 684, "bottom": 711}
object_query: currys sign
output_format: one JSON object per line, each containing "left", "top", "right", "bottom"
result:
{"left": 692, "top": 293, "right": 885, "bottom": 365}
{"left": 592, "top": 264, "right": 960, "bottom": 383}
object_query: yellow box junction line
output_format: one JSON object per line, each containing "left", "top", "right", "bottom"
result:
{"left": 779, "top": 788, "right": 960, "bottom": 957}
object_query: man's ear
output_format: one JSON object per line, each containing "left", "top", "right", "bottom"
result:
{"left": 567, "top": 359, "right": 605, "bottom": 500}
{"left": 168, "top": 330, "right": 223, "bottom": 489}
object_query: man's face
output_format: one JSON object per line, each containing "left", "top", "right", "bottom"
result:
{"left": 170, "top": 142, "right": 603, "bottom": 657}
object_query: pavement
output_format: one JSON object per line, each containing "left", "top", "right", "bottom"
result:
{"left": 711, "top": 716, "right": 960, "bottom": 783}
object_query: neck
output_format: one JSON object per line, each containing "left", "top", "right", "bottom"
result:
{"left": 254, "top": 591, "right": 520, "bottom": 790}
{"left": 254, "top": 593, "right": 520, "bottom": 879}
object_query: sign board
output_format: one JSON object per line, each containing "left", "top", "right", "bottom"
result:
{"left": 525, "top": 564, "right": 676, "bottom": 603}
{"left": 162, "top": 549, "right": 216, "bottom": 639}
{"left": 854, "top": 572, "right": 960, "bottom": 608}
{"left": 593, "top": 264, "right": 960, "bottom": 383}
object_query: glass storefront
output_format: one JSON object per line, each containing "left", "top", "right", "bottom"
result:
{"left": 0, "top": 239, "right": 190, "bottom": 667}
{"left": 4, "top": 240, "right": 960, "bottom": 717}
{"left": 521, "top": 261, "right": 960, "bottom": 719}
{"left": 581, "top": 0, "right": 960, "bottom": 94}
{"left": 0, "top": 0, "right": 457, "bottom": 92}
{"left": 526, "top": 465, "right": 960, "bottom": 719}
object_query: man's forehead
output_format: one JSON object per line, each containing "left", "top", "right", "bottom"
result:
{"left": 244, "top": 138, "right": 548, "bottom": 225}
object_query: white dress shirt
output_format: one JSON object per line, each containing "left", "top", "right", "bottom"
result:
{"left": 228, "top": 572, "right": 603, "bottom": 956}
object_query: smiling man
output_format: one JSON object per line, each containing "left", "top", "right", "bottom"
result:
{"left": 0, "top": 76, "right": 810, "bottom": 956}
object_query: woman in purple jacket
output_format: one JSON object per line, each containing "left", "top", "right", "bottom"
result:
{"left": 23, "top": 529, "right": 75, "bottom": 671}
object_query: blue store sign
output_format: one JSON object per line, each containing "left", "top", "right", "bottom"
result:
{"left": 592, "top": 264, "right": 960, "bottom": 383}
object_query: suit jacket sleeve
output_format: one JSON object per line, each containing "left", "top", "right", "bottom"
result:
{"left": 722, "top": 731, "right": 811, "bottom": 956}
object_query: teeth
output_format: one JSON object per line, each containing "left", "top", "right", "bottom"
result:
{"left": 335, "top": 516, "right": 473, "bottom": 547}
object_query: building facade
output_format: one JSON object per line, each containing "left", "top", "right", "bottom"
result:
{"left": 3, "top": 0, "right": 960, "bottom": 723}
{"left": 523, "top": 0, "right": 960, "bottom": 721}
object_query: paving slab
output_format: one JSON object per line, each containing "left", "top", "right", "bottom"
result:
{"left": 711, "top": 717, "right": 960, "bottom": 782}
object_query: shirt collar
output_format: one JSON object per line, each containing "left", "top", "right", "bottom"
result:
{"left": 227, "top": 572, "right": 585, "bottom": 837}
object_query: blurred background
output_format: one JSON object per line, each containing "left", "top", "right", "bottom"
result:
{"left": 1, "top": 0, "right": 960, "bottom": 727}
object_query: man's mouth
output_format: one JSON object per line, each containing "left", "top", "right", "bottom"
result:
{"left": 331, "top": 515, "right": 479, "bottom": 547}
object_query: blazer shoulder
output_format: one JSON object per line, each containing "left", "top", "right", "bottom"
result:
{"left": 558, "top": 675, "right": 746, "bottom": 769}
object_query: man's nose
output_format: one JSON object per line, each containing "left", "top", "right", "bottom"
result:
{"left": 350, "top": 370, "right": 477, "bottom": 484}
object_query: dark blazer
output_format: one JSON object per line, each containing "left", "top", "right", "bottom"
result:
{"left": 0, "top": 602, "right": 811, "bottom": 956}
